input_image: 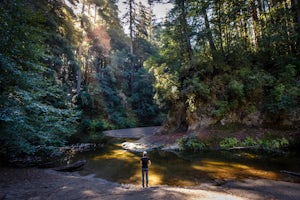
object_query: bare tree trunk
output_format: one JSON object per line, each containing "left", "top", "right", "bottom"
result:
{"left": 128, "top": 0, "right": 135, "bottom": 95}
{"left": 180, "top": 0, "right": 193, "bottom": 61}
{"left": 94, "top": 4, "right": 97, "bottom": 23}
{"left": 77, "top": 44, "right": 82, "bottom": 94}
{"left": 242, "top": 2, "right": 249, "bottom": 49}
{"left": 129, "top": 0, "right": 134, "bottom": 55}
{"left": 282, "top": 0, "right": 293, "bottom": 53}
{"left": 266, "top": 0, "right": 275, "bottom": 24}
{"left": 77, "top": 0, "right": 86, "bottom": 94}
{"left": 216, "top": 0, "right": 224, "bottom": 55}
{"left": 250, "top": 0, "right": 259, "bottom": 50}
{"left": 83, "top": 52, "right": 89, "bottom": 85}
{"left": 292, "top": 0, "right": 300, "bottom": 53}
{"left": 293, "top": 0, "right": 300, "bottom": 31}
{"left": 203, "top": 7, "right": 217, "bottom": 59}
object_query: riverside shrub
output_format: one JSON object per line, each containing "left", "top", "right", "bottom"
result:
{"left": 178, "top": 136, "right": 207, "bottom": 152}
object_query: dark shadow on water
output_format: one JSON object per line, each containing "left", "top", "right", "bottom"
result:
{"left": 71, "top": 142, "right": 300, "bottom": 187}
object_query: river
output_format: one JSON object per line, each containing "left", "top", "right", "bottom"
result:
{"left": 71, "top": 140, "right": 300, "bottom": 186}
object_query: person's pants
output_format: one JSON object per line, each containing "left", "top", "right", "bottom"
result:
{"left": 141, "top": 168, "right": 148, "bottom": 187}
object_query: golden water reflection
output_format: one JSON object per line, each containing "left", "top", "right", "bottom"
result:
{"left": 74, "top": 143, "right": 300, "bottom": 187}
{"left": 192, "top": 160, "right": 278, "bottom": 181}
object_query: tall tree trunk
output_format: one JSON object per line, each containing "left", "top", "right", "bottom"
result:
{"left": 83, "top": 52, "right": 89, "bottom": 85}
{"left": 266, "top": 0, "right": 275, "bottom": 24}
{"left": 283, "top": 0, "right": 293, "bottom": 53}
{"left": 242, "top": 1, "right": 249, "bottom": 49}
{"left": 250, "top": 0, "right": 259, "bottom": 50}
{"left": 77, "top": 44, "right": 82, "bottom": 94}
{"left": 203, "top": 6, "right": 217, "bottom": 60}
{"left": 77, "top": 0, "right": 86, "bottom": 94}
{"left": 94, "top": 4, "right": 97, "bottom": 23}
{"left": 292, "top": 0, "right": 300, "bottom": 53}
{"left": 179, "top": 0, "right": 193, "bottom": 61}
{"left": 128, "top": 0, "right": 135, "bottom": 95}
{"left": 256, "top": 0, "right": 264, "bottom": 49}
{"left": 216, "top": 0, "right": 224, "bottom": 55}
{"left": 129, "top": 0, "right": 134, "bottom": 55}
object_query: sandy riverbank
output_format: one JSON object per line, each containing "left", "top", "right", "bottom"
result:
{"left": 1, "top": 167, "right": 300, "bottom": 200}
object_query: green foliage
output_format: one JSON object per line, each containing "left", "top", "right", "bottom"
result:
{"left": 96, "top": 66, "right": 136, "bottom": 129}
{"left": 240, "top": 137, "right": 257, "bottom": 147}
{"left": 212, "top": 101, "right": 229, "bottom": 117}
{"left": 257, "top": 138, "right": 289, "bottom": 151}
{"left": 79, "top": 117, "right": 107, "bottom": 134}
{"left": 129, "top": 68, "right": 161, "bottom": 126}
{"left": 219, "top": 136, "right": 290, "bottom": 151}
{"left": 184, "top": 77, "right": 210, "bottom": 100}
{"left": 0, "top": 57, "right": 80, "bottom": 157}
{"left": 219, "top": 137, "right": 239, "bottom": 149}
{"left": 265, "top": 82, "right": 299, "bottom": 115}
{"left": 76, "top": 91, "right": 94, "bottom": 111}
{"left": 228, "top": 80, "right": 244, "bottom": 98}
{"left": 69, "top": 117, "right": 105, "bottom": 143}
{"left": 0, "top": 0, "right": 44, "bottom": 62}
{"left": 146, "top": 0, "right": 300, "bottom": 129}
{"left": 178, "top": 136, "right": 207, "bottom": 152}
{"left": 0, "top": 1, "right": 80, "bottom": 159}
{"left": 89, "top": 119, "right": 105, "bottom": 133}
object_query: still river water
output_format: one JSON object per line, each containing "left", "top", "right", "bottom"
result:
{"left": 72, "top": 141, "right": 300, "bottom": 186}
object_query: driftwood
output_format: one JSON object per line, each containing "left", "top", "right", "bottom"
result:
{"left": 54, "top": 160, "right": 87, "bottom": 172}
{"left": 227, "top": 146, "right": 256, "bottom": 150}
{"left": 280, "top": 170, "right": 300, "bottom": 177}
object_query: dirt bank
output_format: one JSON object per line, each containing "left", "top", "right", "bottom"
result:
{"left": 104, "top": 126, "right": 300, "bottom": 153}
{"left": 1, "top": 167, "right": 300, "bottom": 200}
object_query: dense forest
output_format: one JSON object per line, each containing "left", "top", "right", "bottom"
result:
{"left": 147, "top": 0, "right": 300, "bottom": 133}
{"left": 0, "top": 0, "right": 299, "bottom": 160}
{"left": 0, "top": 0, "right": 161, "bottom": 159}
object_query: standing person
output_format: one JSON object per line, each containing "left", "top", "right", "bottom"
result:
{"left": 140, "top": 151, "right": 151, "bottom": 187}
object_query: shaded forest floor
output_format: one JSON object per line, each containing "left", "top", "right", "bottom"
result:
{"left": 1, "top": 167, "right": 300, "bottom": 200}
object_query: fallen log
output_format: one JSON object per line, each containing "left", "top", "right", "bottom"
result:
{"left": 280, "top": 170, "right": 300, "bottom": 177}
{"left": 227, "top": 146, "right": 256, "bottom": 150}
{"left": 54, "top": 160, "right": 87, "bottom": 172}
